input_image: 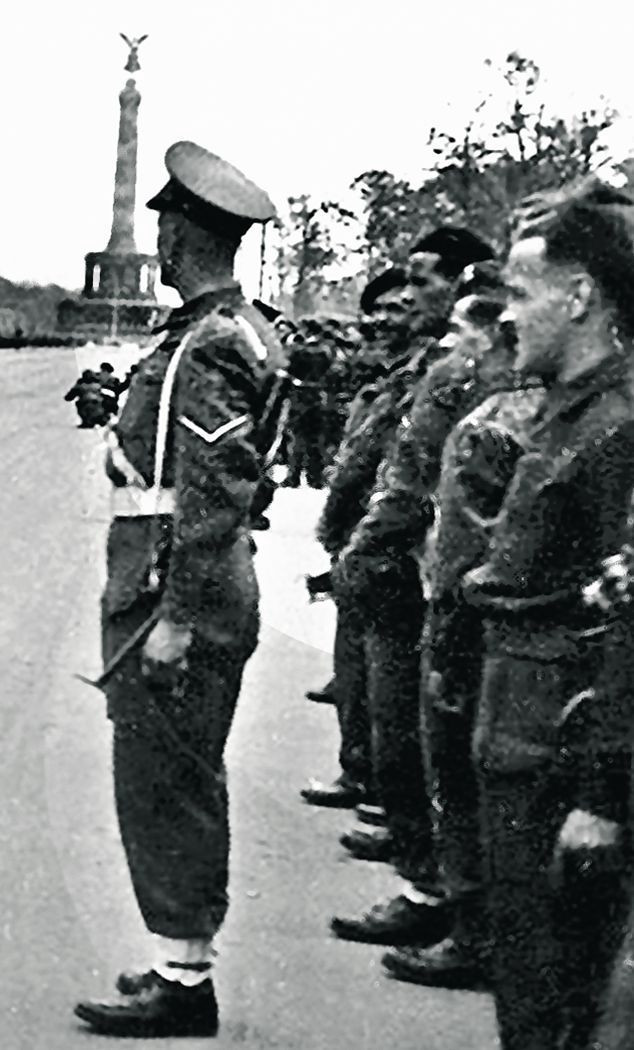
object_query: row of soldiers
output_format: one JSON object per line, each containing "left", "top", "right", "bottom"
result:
{"left": 299, "top": 193, "right": 634, "bottom": 1050}
{"left": 255, "top": 310, "right": 373, "bottom": 489}
{"left": 68, "top": 133, "right": 633, "bottom": 1047}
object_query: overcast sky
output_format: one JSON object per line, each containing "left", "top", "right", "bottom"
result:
{"left": 3, "top": 0, "right": 634, "bottom": 300}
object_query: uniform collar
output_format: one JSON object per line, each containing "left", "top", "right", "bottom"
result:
{"left": 532, "top": 355, "right": 628, "bottom": 432}
{"left": 152, "top": 281, "right": 243, "bottom": 335}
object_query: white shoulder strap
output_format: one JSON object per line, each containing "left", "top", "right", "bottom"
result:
{"left": 153, "top": 325, "right": 200, "bottom": 493}
{"left": 234, "top": 314, "right": 268, "bottom": 361}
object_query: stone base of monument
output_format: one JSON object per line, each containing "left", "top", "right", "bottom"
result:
{"left": 57, "top": 296, "right": 169, "bottom": 344}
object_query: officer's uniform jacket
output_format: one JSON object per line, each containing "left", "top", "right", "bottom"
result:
{"left": 103, "top": 283, "right": 285, "bottom": 629}
{"left": 464, "top": 360, "right": 634, "bottom": 815}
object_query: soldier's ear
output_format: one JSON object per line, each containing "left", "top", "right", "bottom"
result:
{"left": 568, "top": 273, "right": 594, "bottom": 323}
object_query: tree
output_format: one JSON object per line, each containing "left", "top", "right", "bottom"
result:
{"left": 272, "top": 53, "right": 620, "bottom": 305}
{"left": 353, "top": 52, "right": 618, "bottom": 265}
{"left": 274, "top": 194, "right": 359, "bottom": 315}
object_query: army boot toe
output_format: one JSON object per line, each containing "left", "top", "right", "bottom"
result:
{"left": 340, "top": 827, "right": 396, "bottom": 863}
{"left": 382, "top": 936, "right": 487, "bottom": 989}
{"left": 301, "top": 773, "right": 368, "bottom": 808}
{"left": 74, "top": 971, "right": 219, "bottom": 1038}
{"left": 330, "top": 893, "right": 451, "bottom": 946}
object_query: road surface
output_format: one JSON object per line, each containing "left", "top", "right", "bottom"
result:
{"left": 0, "top": 347, "right": 496, "bottom": 1049}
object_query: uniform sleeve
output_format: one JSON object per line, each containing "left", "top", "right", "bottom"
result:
{"left": 316, "top": 429, "right": 385, "bottom": 555}
{"left": 344, "top": 370, "right": 463, "bottom": 557}
{"left": 430, "top": 424, "right": 526, "bottom": 672}
{"left": 316, "top": 390, "right": 399, "bottom": 555}
{"left": 160, "top": 323, "right": 262, "bottom": 626}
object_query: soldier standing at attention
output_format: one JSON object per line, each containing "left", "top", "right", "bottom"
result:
{"left": 74, "top": 141, "right": 283, "bottom": 1039}
{"left": 463, "top": 179, "right": 634, "bottom": 1050}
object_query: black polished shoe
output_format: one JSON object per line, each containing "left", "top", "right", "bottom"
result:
{"left": 116, "top": 968, "right": 157, "bottom": 996}
{"left": 356, "top": 803, "right": 386, "bottom": 827}
{"left": 74, "top": 971, "right": 219, "bottom": 1038}
{"left": 301, "top": 773, "right": 367, "bottom": 809}
{"left": 340, "top": 827, "right": 396, "bottom": 863}
{"left": 382, "top": 937, "right": 487, "bottom": 989}
{"left": 330, "top": 893, "right": 451, "bottom": 946}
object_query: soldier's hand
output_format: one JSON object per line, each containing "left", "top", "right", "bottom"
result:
{"left": 427, "top": 670, "right": 444, "bottom": 701}
{"left": 141, "top": 618, "right": 192, "bottom": 675}
{"left": 582, "top": 545, "right": 634, "bottom": 612}
{"left": 557, "top": 808, "right": 622, "bottom": 850}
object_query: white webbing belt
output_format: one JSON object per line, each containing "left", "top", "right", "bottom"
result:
{"left": 108, "top": 326, "right": 200, "bottom": 528}
{"left": 110, "top": 485, "right": 176, "bottom": 518}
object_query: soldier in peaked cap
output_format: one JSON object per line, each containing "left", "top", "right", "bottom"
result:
{"left": 75, "top": 142, "right": 286, "bottom": 1039}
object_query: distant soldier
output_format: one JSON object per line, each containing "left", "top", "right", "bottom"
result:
{"left": 282, "top": 320, "right": 331, "bottom": 488}
{"left": 74, "top": 141, "right": 284, "bottom": 1039}
{"left": 97, "top": 361, "right": 123, "bottom": 417}
{"left": 64, "top": 369, "right": 109, "bottom": 428}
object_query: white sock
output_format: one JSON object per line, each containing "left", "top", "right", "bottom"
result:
{"left": 152, "top": 936, "right": 216, "bottom": 987}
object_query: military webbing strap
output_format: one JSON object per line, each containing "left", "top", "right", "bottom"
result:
{"left": 263, "top": 395, "right": 292, "bottom": 469}
{"left": 234, "top": 314, "right": 269, "bottom": 360}
{"left": 146, "top": 314, "right": 262, "bottom": 587}
{"left": 147, "top": 323, "right": 203, "bottom": 590}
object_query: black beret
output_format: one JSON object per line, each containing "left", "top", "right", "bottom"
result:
{"left": 359, "top": 267, "right": 408, "bottom": 315}
{"left": 410, "top": 226, "right": 494, "bottom": 278}
{"left": 147, "top": 141, "right": 277, "bottom": 239}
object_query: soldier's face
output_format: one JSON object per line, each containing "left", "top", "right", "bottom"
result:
{"left": 157, "top": 211, "right": 184, "bottom": 288}
{"left": 503, "top": 237, "right": 585, "bottom": 379}
{"left": 409, "top": 271, "right": 454, "bottom": 336}
{"left": 371, "top": 288, "right": 415, "bottom": 350}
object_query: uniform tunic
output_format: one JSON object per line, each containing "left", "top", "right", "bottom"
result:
{"left": 427, "top": 387, "right": 544, "bottom": 919}
{"left": 464, "top": 363, "right": 634, "bottom": 1050}
{"left": 322, "top": 355, "right": 437, "bottom": 878}
{"left": 101, "top": 283, "right": 283, "bottom": 939}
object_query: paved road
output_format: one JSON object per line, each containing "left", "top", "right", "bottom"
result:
{"left": 0, "top": 348, "right": 496, "bottom": 1049}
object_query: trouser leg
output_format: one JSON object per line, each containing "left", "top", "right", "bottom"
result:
{"left": 306, "top": 433, "right": 326, "bottom": 488}
{"left": 285, "top": 430, "right": 304, "bottom": 485}
{"left": 108, "top": 616, "right": 257, "bottom": 940}
{"left": 555, "top": 834, "right": 630, "bottom": 1049}
{"left": 425, "top": 603, "right": 484, "bottom": 930}
{"left": 479, "top": 767, "right": 566, "bottom": 1050}
{"left": 590, "top": 889, "right": 634, "bottom": 1050}
{"left": 366, "top": 613, "right": 433, "bottom": 878}
{"left": 333, "top": 597, "right": 372, "bottom": 789}
{"left": 473, "top": 646, "right": 628, "bottom": 1050}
